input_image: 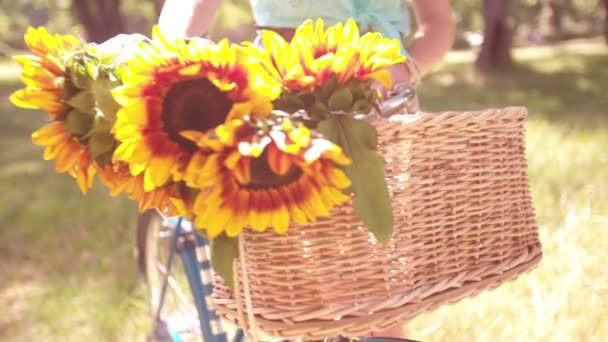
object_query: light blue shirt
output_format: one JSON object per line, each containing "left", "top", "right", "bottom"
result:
{"left": 251, "top": 0, "right": 411, "bottom": 56}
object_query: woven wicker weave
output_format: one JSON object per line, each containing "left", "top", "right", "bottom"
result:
{"left": 212, "top": 106, "right": 542, "bottom": 340}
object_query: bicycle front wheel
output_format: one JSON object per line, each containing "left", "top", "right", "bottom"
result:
{"left": 136, "top": 210, "right": 201, "bottom": 341}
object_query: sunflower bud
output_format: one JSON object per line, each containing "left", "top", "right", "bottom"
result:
{"left": 328, "top": 86, "right": 353, "bottom": 112}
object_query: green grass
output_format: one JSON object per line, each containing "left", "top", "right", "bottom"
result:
{"left": 1, "top": 41, "right": 607, "bottom": 341}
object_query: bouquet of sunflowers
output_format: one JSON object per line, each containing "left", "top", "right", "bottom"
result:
{"left": 11, "top": 19, "right": 406, "bottom": 285}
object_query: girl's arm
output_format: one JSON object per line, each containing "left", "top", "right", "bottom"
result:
{"left": 388, "top": 0, "right": 454, "bottom": 87}
{"left": 407, "top": 0, "right": 455, "bottom": 77}
{"left": 157, "top": 0, "right": 224, "bottom": 38}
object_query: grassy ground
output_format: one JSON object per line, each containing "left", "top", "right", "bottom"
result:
{"left": 1, "top": 41, "right": 607, "bottom": 341}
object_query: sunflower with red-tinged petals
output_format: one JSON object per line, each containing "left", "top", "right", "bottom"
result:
{"left": 97, "top": 162, "right": 193, "bottom": 217}
{"left": 181, "top": 117, "right": 352, "bottom": 238}
{"left": 111, "top": 27, "right": 281, "bottom": 193}
{"left": 10, "top": 27, "right": 99, "bottom": 193}
{"left": 260, "top": 18, "right": 405, "bottom": 92}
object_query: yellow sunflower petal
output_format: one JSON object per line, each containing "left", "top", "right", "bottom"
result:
{"left": 365, "top": 69, "right": 393, "bottom": 89}
{"left": 145, "top": 153, "right": 174, "bottom": 190}
{"left": 54, "top": 144, "right": 80, "bottom": 173}
{"left": 249, "top": 191, "right": 272, "bottom": 232}
{"left": 267, "top": 144, "right": 293, "bottom": 176}
{"left": 281, "top": 187, "right": 308, "bottom": 225}
{"left": 195, "top": 153, "right": 222, "bottom": 187}
{"left": 226, "top": 102, "right": 252, "bottom": 121}
{"left": 261, "top": 30, "right": 290, "bottom": 75}
{"left": 184, "top": 151, "right": 207, "bottom": 187}
{"left": 269, "top": 189, "right": 290, "bottom": 234}
{"left": 328, "top": 167, "right": 352, "bottom": 189}
{"left": 231, "top": 157, "right": 251, "bottom": 185}
{"left": 207, "top": 205, "right": 233, "bottom": 239}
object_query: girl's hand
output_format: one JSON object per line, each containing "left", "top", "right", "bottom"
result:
{"left": 373, "top": 62, "right": 412, "bottom": 99}
{"left": 387, "top": 62, "right": 413, "bottom": 86}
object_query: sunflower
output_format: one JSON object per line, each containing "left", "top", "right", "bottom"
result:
{"left": 10, "top": 28, "right": 101, "bottom": 193}
{"left": 181, "top": 117, "right": 352, "bottom": 238}
{"left": 97, "top": 162, "right": 192, "bottom": 217}
{"left": 10, "top": 27, "right": 81, "bottom": 119}
{"left": 111, "top": 27, "right": 281, "bottom": 193}
{"left": 260, "top": 18, "right": 406, "bottom": 92}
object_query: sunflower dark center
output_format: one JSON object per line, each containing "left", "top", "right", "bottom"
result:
{"left": 244, "top": 153, "right": 303, "bottom": 190}
{"left": 162, "top": 78, "right": 233, "bottom": 152}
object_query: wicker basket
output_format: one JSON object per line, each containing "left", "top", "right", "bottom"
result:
{"left": 212, "top": 106, "right": 542, "bottom": 340}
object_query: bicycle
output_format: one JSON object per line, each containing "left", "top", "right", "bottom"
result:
{"left": 136, "top": 88, "right": 420, "bottom": 342}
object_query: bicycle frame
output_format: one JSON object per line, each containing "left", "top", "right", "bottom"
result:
{"left": 155, "top": 217, "right": 236, "bottom": 342}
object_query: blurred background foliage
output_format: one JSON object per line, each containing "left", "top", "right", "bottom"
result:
{"left": 1, "top": 0, "right": 606, "bottom": 74}
{"left": 0, "top": 0, "right": 606, "bottom": 54}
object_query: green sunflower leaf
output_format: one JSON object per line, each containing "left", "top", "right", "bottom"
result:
{"left": 91, "top": 75, "right": 121, "bottom": 123}
{"left": 318, "top": 73, "right": 338, "bottom": 102}
{"left": 274, "top": 93, "right": 305, "bottom": 114}
{"left": 66, "top": 109, "right": 94, "bottom": 137}
{"left": 308, "top": 101, "right": 330, "bottom": 121}
{"left": 66, "top": 90, "right": 96, "bottom": 115}
{"left": 210, "top": 234, "right": 240, "bottom": 290}
{"left": 89, "top": 131, "right": 115, "bottom": 161}
{"left": 318, "top": 116, "right": 393, "bottom": 243}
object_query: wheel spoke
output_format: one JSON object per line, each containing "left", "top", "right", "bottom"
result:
{"left": 155, "top": 261, "right": 198, "bottom": 316}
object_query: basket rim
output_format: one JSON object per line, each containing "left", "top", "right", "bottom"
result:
{"left": 379, "top": 106, "right": 528, "bottom": 126}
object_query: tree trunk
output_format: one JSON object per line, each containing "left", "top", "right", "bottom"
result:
{"left": 476, "top": 0, "right": 514, "bottom": 72}
{"left": 72, "top": 0, "right": 125, "bottom": 43}
{"left": 153, "top": 0, "right": 164, "bottom": 20}
{"left": 603, "top": 0, "right": 608, "bottom": 44}
{"left": 548, "top": 0, "right": 563, "bottom": 36}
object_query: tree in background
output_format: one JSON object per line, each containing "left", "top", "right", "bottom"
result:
{"left": 152, "top": 0, "right": 164, "bottom": 18}
{"left": 71, "top": 0, "right": 251, "bottom": 43}
{"left": 603, "top": 0, "right": 608, "bottom": 43}
{"left": 72, "top": 0, "right": 124, "bottom": 43}
{"left": 72, "top": 0, "right": 164, "bottom": 44}
{"left": 476, "top": 0, "right": 514, "bottom": 71}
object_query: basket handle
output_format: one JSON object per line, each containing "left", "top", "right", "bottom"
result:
{"left": 353, "top": 84, "right": 418, "bottom": 122}
{"left": 378, "top": 83, "right": 418, "bottom": 117}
